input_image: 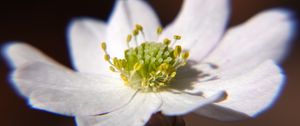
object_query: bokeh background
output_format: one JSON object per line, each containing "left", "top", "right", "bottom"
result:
{"left": 0, "top": 0, "right": 299, "bottom": 126}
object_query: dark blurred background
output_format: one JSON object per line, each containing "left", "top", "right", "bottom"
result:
{"left": 0, "top": 0, "right": 299, "bottom": 126}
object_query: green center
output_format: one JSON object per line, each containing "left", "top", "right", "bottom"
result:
{"left": 101, "top": 25, "right": 189, "bottom": 92}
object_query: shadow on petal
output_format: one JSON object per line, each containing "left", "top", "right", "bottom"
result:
{"left": 171, "top": 60, "right": 212, "bottom": 91}
{"left": 195, "top": 104, "right": 250, "bottom": 121}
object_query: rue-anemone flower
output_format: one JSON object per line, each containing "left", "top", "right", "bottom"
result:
{"left": 2, "top": 0, "right": 296, "bottom": 126}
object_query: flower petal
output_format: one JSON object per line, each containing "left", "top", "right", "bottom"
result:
{"left": 204, "top": 9, "right": 296, "bottom": 78}
{"left": 12, "top": 62, "right": 136, "bottom": 116}
{"left": 160, "top": 0, "right": 230, "bottom": 61}
{"left": 2, "top": 42, "right": 61, "bottom": 69}
{"left": 68, "top": 18, "right": 112, "bottom": 74}
{"left": 189, "top": 60, "right": 285, "bottom": 120}
{"left": 106, "top": 0, "right": 161, "bottom": 58}
{"left": 195, "top": 104, "right": 250, "bottom": 121}
{"left": 75, "top": 93, "right": 161, "bottom": 126}
{"left": 159, "top": 90, "right": 227, "bottom": 116}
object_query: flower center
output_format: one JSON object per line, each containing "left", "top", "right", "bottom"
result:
{"left": 101, "top": 24, "right": 189, "bottom": 92}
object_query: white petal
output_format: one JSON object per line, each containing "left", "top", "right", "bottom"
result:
{"left": 106, "top": 0, "right": 161, "bottom": 58}
{"left": 76, "top": 93, "right": 161, "bottom": 126}
{"left": 12, "top": 62, "right": 136, "bottom": 116}
{"left": 160, "top": 0, "right": 230, "bottom": 61}
{"left": 68, "top": 18, "right": 112, "bottom": 74}
{"left": 2, "top": 42, "right": 61, "bottom": 69}
{"left": 189, "top": 60, "right": 285, "bottom": 120}
{"left": 204, "top": 9, "right": 296, "bottom": 78}
{"left": 159, "top": 90, "right": 227, "bottom": 116}
{"left": 195, "top": 104, "right": 250, "bottom": 121}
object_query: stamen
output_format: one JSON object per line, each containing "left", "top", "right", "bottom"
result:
{"left": 133, "top": 63, "right": 143, "bottom": 71}
{"left": 163, "top": 38, "right": 171, "bottom": 46}
{"left": 100, "top": 42, "right": 115, "bottom": 66}
{"left": 156, "top": 26, "right": 163, "bottom": 40}
{"left": 132, "top": 29, "right": 139, "bottom": 46}
{"left": 171, "top": 72, "right": 176, "bottom": 78}
{"left": 121, "top": 74, "right": 129, "bottom": 83}
{"left": 135, "top": 24, "right": 143, "bottom": 31}
{"left": 126, "top": 34, "right": 132, "bottom": 48}
{"left": 109, "top": 66, "right": 116, "bottom": 72}
{"left": 157, "top": 27, "right": 163, "bottom": 35}
{"left": 182, "top": 52, "right": 189, "bottom": 59}
{"left": 101, "top": 42, "right": 107, "bottom": 51}
{"left": 132, "top": 29, "right": 139, "bottom": 36}
{"left": 171, "top": 35, "right": 182, "bottom": 47}
{"left": 173, "top": 45, "right": 182, "bottom": 57}
{"left": 101, "top": 24, "right": 189, "bottom": 92}
{"left": 174, "top": 35, "right": 182, "bottom": 40}
{"left": 136, "top": 24, "right": 146, "bottom": 41}
{"left": 104, "top": 54, "right": 110, "bottom": 61}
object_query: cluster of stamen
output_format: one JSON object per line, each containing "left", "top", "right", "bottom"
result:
{"left": 101, "top": 24, "right": 189, "bottom": 92}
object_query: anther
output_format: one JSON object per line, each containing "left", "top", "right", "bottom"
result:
{"left": 104, "top": 54, "right": 110, "bottom": 61}
{"left": 132, "top": 29, "right": 140, "bottom": 46}
{"left": 109, "top": 66, "right": 116, "bottom": 72}
{"left": 134, "top": 63, "right": 143, "bottom": 71}
{"left": 133, "top": 29, "right": 139, "bottom": 36}
{"left": 136, "top": 24, "right": 146, "bottom": 41}
{"left": 113, "top": 57, "right": 118, "bottom": 64}
{"left": 127, "top": 34, "right": 132, "bottom": 43}
{"left": 159, "top": 63, "right": 169, "bottom": 71}
{"left": 163, "top": 38, "right": 171, "bottom": 45}
{"left": 135, "top": 24, "right": 143, "bottom": 31}
{"left": 173, "top": 35, "right": 182, "bottom": 40}
{"left": 126, "top": 34, "right": 132, "bottom": 48}
{"left": 101, "top": 42, "right": 107, "bottom": 51}
{"left": 182, "top": 52, "right": 190, "bottom": 59}
{"left": 157, "top": 27, "right": 163, "bottom": 35}
{"left": 121, "top": 74, "right": 128, "bottom": 82}
{"left": 171, "top": 35, "right": 182, "bottom": 47}
{"left": 171, "top": 72, "right": 176, "bottom": 77}
{"left": 174, "top": 45, "right": 182, "bottom": 57}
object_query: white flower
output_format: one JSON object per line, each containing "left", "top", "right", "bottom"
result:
{"left": 2, "top": 0, "right": 296, "bottom": 126}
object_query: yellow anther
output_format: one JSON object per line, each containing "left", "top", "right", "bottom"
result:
{"left": 171, "top": 72, "right": 176, "bottom": 77}
{"left": 141, "top": 42, "right": 146, "bottom": 47}
{"left": 134, "top": 63, "right": 143, "bottom": 70}
{"left": 173, "top": 35, "right": 182, "bottom": 40}
{"left": 159, "top": 63, "right": 169, "bottom": 71}
{"left": 163, "top": 38, "right": 171, "bottom": 45}
{"left": 157, "top": 27, "right": 163, "bottom": 35}
{"left": 113, "top": 58, "right": 123, "bottom": 70}
{"left": 176, "top": 45, "right": 182, "bottom": 53}
{"left": 182, "top": 52, "right": 190, "bottom": 59}
{"left": 121, "top": 74, "right": 128, "bottom": 82}
{"left": 101, "top": 42, "right": 107, "bottom": 51}
{"left": 104, "top": 54, "right": 110, "bottom": 61}
{"left": 135, "top": 24, "right": 143, "bottom": 31}
{"left": 173, "top": 45, "right": 182, "bottom": 57}
{"left": 109, "top": 66, "right": 116, "bottom": 72}
{"left": 126, "top": 34, "right": 132, "bottom": 43}
{"left": 113, "top": 57, "right": 118, "bottom": 64}
{"left": 133, "top": 29, "right": 139, "bottom": 36}
{"left": 159, "top": 83, "right": 165, "bottom": 86}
